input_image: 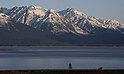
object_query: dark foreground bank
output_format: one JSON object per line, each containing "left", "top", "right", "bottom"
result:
{"left": 0, "top": 69, "right": 124, "bottom": 74}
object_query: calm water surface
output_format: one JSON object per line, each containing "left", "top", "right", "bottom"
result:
{"left": 0, "top": 47, "right": 124, "bottom": 70}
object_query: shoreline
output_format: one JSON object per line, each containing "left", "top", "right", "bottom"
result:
{"left": 0, "top": 69, "right": 124, "bottom": 74}
{"left": 0, "top": 46, "right": 124, "bottom": 50}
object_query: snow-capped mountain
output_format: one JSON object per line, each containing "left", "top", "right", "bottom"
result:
{"left": 2, "top": 5, "right": 47, "bottom": 25}
{"left": 1, "top": 6, "right": 86, "bottom": 35}
{"left": 0, "top": 5, "right": 124, "bottom": 46}
{"left": 59, "top": 8, "right": 124, "bottom": 33}
{"left": 31, "top": 9, "right": 86, "bottom": 34}
{"left": 1, "top": 5, "right": 124, "bottom": 35}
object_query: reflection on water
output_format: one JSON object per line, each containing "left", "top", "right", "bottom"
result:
{"left": 0, "top": 47, "right": 124, "bottom": 70}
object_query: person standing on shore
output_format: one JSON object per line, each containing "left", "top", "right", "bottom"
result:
{"left": 68, "top": 63, "right": 72, "bottom": 69}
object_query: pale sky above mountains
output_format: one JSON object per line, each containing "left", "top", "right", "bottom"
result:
{"left": 0, "top": 0, "right": 124, "bottom": 23}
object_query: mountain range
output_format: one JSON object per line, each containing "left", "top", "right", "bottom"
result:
{"left": 0, "top": 5, "right": 124, "bottom": 46}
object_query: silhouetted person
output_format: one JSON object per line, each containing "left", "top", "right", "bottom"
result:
{"left": 68, "top": 63, "right": 72, "bottom": 69}
{"left": 99, "top": 67, "right": 102, "bottom": 70}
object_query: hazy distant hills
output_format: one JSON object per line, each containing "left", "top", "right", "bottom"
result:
{"left": 0, "top": 5, "right": 124, "bottom": 46}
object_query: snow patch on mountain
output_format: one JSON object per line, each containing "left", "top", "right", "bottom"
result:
{"left": 0, "top": 13, "right": 10, "bottom": 27}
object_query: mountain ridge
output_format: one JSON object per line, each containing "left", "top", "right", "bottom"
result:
{"left": 0, "top": 5, "right": 124, "bottom": 46}
{"left": 1, "top": 5, "right": 124, "bottom": 34}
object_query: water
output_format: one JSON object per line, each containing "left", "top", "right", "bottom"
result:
{"left": 0, "top": 46, "right": 124, "bottom": 70}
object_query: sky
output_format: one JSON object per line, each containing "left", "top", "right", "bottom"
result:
{"left": 0, "top": 0, "right": 124, "bottom": 24}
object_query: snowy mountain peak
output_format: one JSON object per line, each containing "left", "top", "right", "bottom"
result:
{"left": 27, "top": 5, "right": 47, "bottom": 16}
{"left": 47, "top": 9, "right": 56, "bottom": 13}
{"left": 66, "top": 8, "right": 75, "bottom": 12}
{"left": 28, "top": 5, "right": 41, "bottom": 9}
{"left": 46, "top": 9, "right": 60, "bottom": 16}
{"left": 58, "top": 8, "right": 87, "bottom": 25}
{"left": 45, "top": 9, "right": 61, "bottom": 21}
{"left": 66, "top": 8, "right": 84, "bottom": 16}
{"left": 59, "top": 8, "right": 86, "bottom": 17}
